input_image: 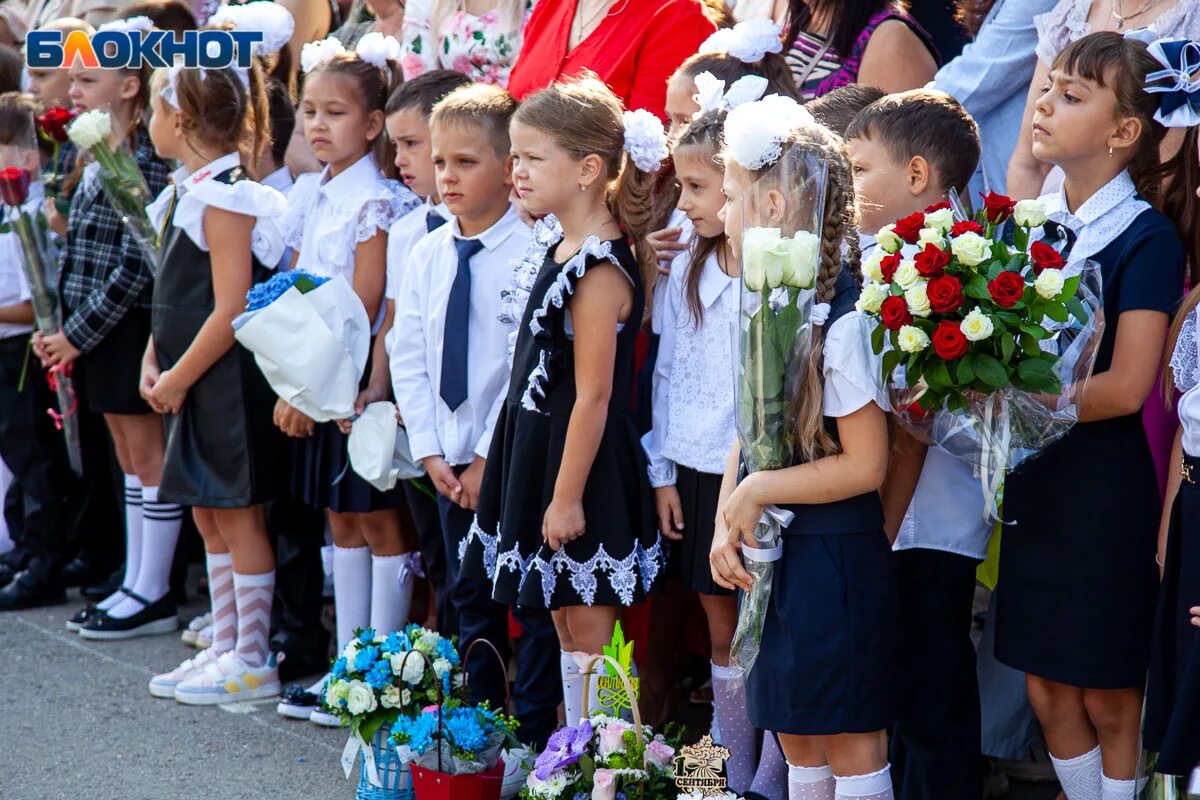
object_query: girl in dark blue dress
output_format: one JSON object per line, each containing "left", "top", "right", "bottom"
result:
{"left": 992, "top": 33, "right": 1192, "bottom": 799}
{"left": 709, "top": 104, "right": 898, "bottom": 799}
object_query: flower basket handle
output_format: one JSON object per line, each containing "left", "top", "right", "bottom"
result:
{"left": 462, "top": 637, "right": 513, "bottom": 714}
{"left": 395, "top": 649, "right": 442, "bottom": 772}
{"left": 580, "top": 654, "right": 647, "bottom": 800}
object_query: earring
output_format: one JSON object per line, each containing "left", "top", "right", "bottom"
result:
{"left": 579, "top": 182, "right": 587, "bottom": 192}
{"left": 1108, "top": 146, "right": 1114, "bottom": 158}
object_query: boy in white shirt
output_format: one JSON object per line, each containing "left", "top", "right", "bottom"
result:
{"left": 390, "top": 83, "right": 559, "bottom": 748}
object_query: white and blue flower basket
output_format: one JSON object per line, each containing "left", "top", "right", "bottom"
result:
{"left": 357, "top": 723, "right": 414, "bottom": 800}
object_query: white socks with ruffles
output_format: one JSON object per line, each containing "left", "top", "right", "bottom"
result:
{"left": 834, "top": 764, "right": 894, "bottom": 800}
{"left": 788, "top": 763, "right": 835, "bottom": 800}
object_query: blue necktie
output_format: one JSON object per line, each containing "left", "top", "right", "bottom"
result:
{"left": 440, "top": 237, "right": 484, "bottom": 411}
{"left": 427, "top": 210, "right": 447, "bottom": 233}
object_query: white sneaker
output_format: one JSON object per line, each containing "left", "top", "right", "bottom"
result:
{"left": 174, "top": 651, "right": 280, "bottom": 705}
{"left": 194, "top": 625, "right": 213, "bottom": 650}
{"left": 180, "top": 612, "right": 212, "bottom": 647}
{"left": 309, "top": 705, "right": 341, "bottom": 727}
{"left": 149, "top": 649, "right": 219, "bottom": 698}
{"left": 277, "top": 673, "right": 329, "bottom": 720}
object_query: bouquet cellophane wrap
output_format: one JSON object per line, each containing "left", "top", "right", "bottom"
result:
{"left": 729, "top": 147, "right": 828, "bottom": 679}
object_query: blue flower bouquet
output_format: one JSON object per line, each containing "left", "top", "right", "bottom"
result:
{"left": 394, "top": 702, "right": 519, "bottom": 800}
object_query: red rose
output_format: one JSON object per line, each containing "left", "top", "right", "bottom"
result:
{"left": 914, "top": 243, "right": 950, "bottom": 277}
{"left": 924, "top": 201, "right": 951, "bottom": 213}
{"left": 951, "top": 220, "right": 984, "bottom": 237}
{"left": 0, "top": 167, "right": 30, "bottom": 205}
{"left": 36, "top": 107, "right": 75, "bottom": 144}
{"left": 880, "top": 295, "right": 912, "bottom": 331}
{"left": 932, "top": 320, "right": 969, "bottom": 360}
{"left": 879, "top": 252, "right": 903, "bottom": 283}
{"left": 981, "top": 192, "right": 1016, "bottom": 224}
{"left": 987, "top": 270, "right": 1025, "bottom": 308}
{"left": 1028, "top": 240, "right": 1065, "bottom": 275}
{"left": 927, "top": 274, "right": 963, "bottom": 314}
{"left": 892, "top": 211, "right": 925, "bottom": 244}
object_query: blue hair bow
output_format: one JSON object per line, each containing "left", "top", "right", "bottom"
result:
{"left": 1143, "top": 36, "right": 1200, "bottom": 128}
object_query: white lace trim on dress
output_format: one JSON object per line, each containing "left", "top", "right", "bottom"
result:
{"left": 1171, "top": 309, "right": 1199, "bottom": 393}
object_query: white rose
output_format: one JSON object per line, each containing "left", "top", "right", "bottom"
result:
{"left": 1013, "top": 199, "right": 1047, "bottom": 228}
{"left": 854, "top": 282, "right": 889, "bottom": 314}
{"left": 1034, "top": 268, "right": 1066, "bottom": 299}
{"left": 345, "top": 680, "right": 378, "bottom": 715}
{"left": 433, "top": 657, "right": 451, "bottom": 678}
{"left": 380, "top": 685, "right": 401, "bottom": 709}
{"left": 959, "top": 308, "right": 995, "bottom": 341}
{"left": 950, "top": 232, "right": 992, "bottom": 267}
{"left": 876, "top": 224, "right": 903, "bottom": 253}
{"left": 917, "top": 227, "right": 946, "bottom": 250}
{"left": 418, "top": 630, "right": 441, "bottom": 653}
{"left": 67, "top": 109, "right": 112, "bottom": 150}
{"left": 325, "top": 680, "right": 349, "bottom": 707}
{"left": 897, "top": 325, "right": 931, "bottom": 354}
{"left": 923, "top": 207, "right": 954, "bottom": 234}
{"left": 894, "top": 260, "right": 922, "bottom": 290}
{"left": 401, "top": 655, "right": 426, "bottom": 685}
{"left": 402, "top": 688, "right": 412, "bottom": 706}
{"left": 905, "top": 283, "right": 931, "bottom": 317}
{"left": 344, "top": 641, "right": 359, "bottom": 664}
{"left": 741, "top": 227, "right": 781, "bottom": 291}
{"left": 782, "top": 230, "right": 819, "bottom": 289}
{"left": 862, "top": 248, "right": 887, "bottom": 284}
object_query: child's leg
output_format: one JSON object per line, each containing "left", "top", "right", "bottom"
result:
{"left": 96, "top": 419, "right": 140, "bottom": 610}
{"left": 554, "top": 610, "right": 585, "bottom": 725}
{"left": 361, "top": 507, "right": 417, "bottom": 635}
{"left": 704, "top": 593, "right": 756, "bottom": 794}
{"left": 193, "top": 507, "right": 235, "bottom": 654}
{"left": 779, "top": 734, "right": 834, "bottom": 800}
{"left": 562, "top": 605, "right": 620, "bottom": 717}
{"left": 1027, "top": 675, "right": 1102, "bottom": 800}
{"left": 750, "top": 729, "right": 790, "bottom": 800}
{"left": 330, "top": 511, "right": 371, "bottom": 649}
{"left": 822, "top": 732, "right": 892, "bottom": 800}
{"left": 1082, "top": 686, "right": 1144, "bottom": 797}
{"left": 213, "top": 505, "right": 274, "bottom": 668}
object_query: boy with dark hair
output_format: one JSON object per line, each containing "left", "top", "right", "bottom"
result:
{"left": 807, "top": 83, "right": 886, "bottom": 137}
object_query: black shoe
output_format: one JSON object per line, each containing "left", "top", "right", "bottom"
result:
{"left": 0, "top": 570, "right": 67, "bottom": 610}
{"left": 0, "top": 548, "right": 30, "bottom": 589}
{"left": 60, "top": 558, "right": 109, "bottom": 588}
{"left": 276, "top": 682, "right": 322, "bottom": 719}
{"left": 66, "top": 603, "right": 103, "bottom": 632}
{"left": 81, "top": 568, "right": 121, "bottom": 601}
{"left": 77, "top": 589, "right": 178, "bottom": 640}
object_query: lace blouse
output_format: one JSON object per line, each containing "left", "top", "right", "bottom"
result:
{"left": 1171, "top": 307, "right": 1200, "bottom": 457}
{"left": 400, "top": 0, "right": 534, "bottom": 86}
{"left": 1034, "top": 0, "right": 1200, "bottom": 64}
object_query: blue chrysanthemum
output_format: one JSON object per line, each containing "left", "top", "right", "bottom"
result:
{"left": 331, "top": 657, "right": 348, "bottom": 679}
{"left": 244, "top": 269, "right": 329, "bottom": 311}
{"left": 445, "top": 709, "right": 487, "bottom": 754}
{"left": 366, "top": 659, "right": 392, "bottom": 691}
{"left": 381, "top": 632, "right": 407, "bottom": 655}
{"left": 354, "top": 645, "right": 381, "bottom": 673}
{"left": 357, "top": 628, "right": 377, "bottom": 644}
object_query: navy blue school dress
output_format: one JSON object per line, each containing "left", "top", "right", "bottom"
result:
{"left": 746, "top": 270, "right": 900, "bottom": 736}
{"left": 1145, "top": 306, "right": 1200, "bottom": 775}
{"left": 150, "top": 159, "right": 288, "bottom": 508}
{"left": 995, "top": 197, "right": 1185, "bottom": 689}
{"left": 459, "top": 236, "right": 664, "bottom": 609}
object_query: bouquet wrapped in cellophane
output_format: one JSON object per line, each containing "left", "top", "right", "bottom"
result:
{"left": 727, "top": 102, "right": 829, "bottom": 679}
{"left": 858, "top": 193, "right": 1104, "bottom": 519}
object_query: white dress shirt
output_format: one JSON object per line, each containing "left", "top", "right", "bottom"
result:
{"left": 385, "top": 198, "right": 451, "bottom": 303}
{"left": 0, "top": 189, "right": 35, "bottom": 341}
{"left": 391, "top": 204, "right": 532, "bottom": 466}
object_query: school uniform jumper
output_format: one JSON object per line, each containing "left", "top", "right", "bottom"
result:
{"left": 995, "top": 172, "right": 1185, "bottom": 689}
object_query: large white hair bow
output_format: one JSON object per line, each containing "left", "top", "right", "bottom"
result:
{"left": 693, "top": 71, "right": 769, "bottom": 116}
{"left": 722, "top": 94, "right": 813, "bottom": 170}
{"left": 209, "top": 1, "right": 296, "bottom": 56}
{"left": 698, "top": 18, "right": 784, "bottom": 64}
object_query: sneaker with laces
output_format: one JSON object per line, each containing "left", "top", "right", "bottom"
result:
{"left": 180, "top": 612, "right": 212, "bottom": 647}
{"left": 149, "top": 649, "right": 220, "bottom": 698}
{"left": 277, "top": 673, "right": 328, "bottom": 720}
{"left": 174, "top": 651, "right": 280, "bottom": 705}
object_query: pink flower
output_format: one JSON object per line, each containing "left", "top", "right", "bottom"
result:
{"left": 452, "top": 54, "right": 474, "bottom": 75}
{"left": 645, "top": 740, "right": 675, "bottom": 769}
{"left": 591, "top": 769, "right": 616, "bottom": 800}
{"left": 597, "top": 725, "right": 627, "bottom": 757}
{"left": 400, "top": 53, "right": 426, "bottom": 80}
{"left": 480, "top": 10, "right": 499, "bottom": 24}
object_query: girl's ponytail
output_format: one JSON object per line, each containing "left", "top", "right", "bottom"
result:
{"left": 609, "top": 154, "right": 660, "bottom": 298}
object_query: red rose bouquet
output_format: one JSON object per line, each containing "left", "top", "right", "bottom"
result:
{"left": 859, "top": 194, "right": 1104, "bottom": 518}
{"left": 35, "top": 106, "right": 75, "bottom": 210}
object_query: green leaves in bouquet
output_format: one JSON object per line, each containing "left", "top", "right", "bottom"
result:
{"left": 358, "top": 711, "right": 398, "bottom": 745}
{"left": 293, "top": 274, "right": 322, "bottom": 294}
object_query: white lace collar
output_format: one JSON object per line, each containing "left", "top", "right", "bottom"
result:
{"left": 1040, "top": 170, "right": 1149, "bottom": 267}
{"left": 318, "top": 153, "right": 383, "bottom": 203}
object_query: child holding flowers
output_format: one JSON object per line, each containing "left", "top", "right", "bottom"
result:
{"left": 708, "top": 97, "right": 898, "bottom": 800}
{"left": 992, "top": 32, "right": 1193, "bottom": 800}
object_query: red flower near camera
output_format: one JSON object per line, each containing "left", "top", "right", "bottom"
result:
{"left": 914, "top": 243, "right": 950, "bottom": 277}
{"left": 932, "top": 320, "right": 969, "bottom": 360}
{"left": 879, "top": 252, "right": 902, "bottom": 283}
{"left": 951, "top": 220, "right": 984, "bottom": 237}
{"left": 1028, "top": 241, "right": 1065, "bottom": 275}
{"left": 880, "top": 295, "right": 912, "bottom": 331}
{"left": 893, "top": 211, "right": 925, "bottom": 244}
{"left": 927, "top": 275, "right": 963, "bottom": 314}
{"left": 0, "top": 167, "right": 30, "bottom": 205}
{"left": 36, "top": 107, "right": 75, "bottom": 144}
{"left": 987, "top": 270, "right": 1025, "bottom": 308}
{"left": 924, "top": 201, "right": 951, "bottom": 213}
{"left": 981, "top": 192, "right": 1016, "bottom": 224}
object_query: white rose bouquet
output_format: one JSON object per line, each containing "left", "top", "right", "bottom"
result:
{"left": 67, "top": 108, "right": 160, "bottom": 272}
{"left": 857, "top": 193, "right": 1104, "bottom": 518}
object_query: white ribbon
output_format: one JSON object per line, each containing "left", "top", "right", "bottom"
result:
{"left": 739, "top": 504, "right": 794, "bottom": 563}
{"left": 397, "top": 551, "right": 425, "bottom": 586}
{"left": 976, "top": 395, "right": 1010, "bottom": 523}
{"left": 811, "top": 302, "right": 831, "bottom": 327}
{"left": 341, "top": 732, "right": 382, "bottom": 787}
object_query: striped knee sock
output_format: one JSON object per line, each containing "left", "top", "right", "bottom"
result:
{"left": 233, "top": 570, "right": 274, "bottom": 668}
{"left": 207, "top": 552, "right": 236, "bottom": 654}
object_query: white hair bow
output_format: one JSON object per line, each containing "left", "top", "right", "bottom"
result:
{"left": 208, "top": 1, "right": 296, "bottom": 56}
{"left": 698, "top": 18, "right": 784, "bottom": 64}
{"left": 622, "top": 109, "right": 669, "bottom": 172}
{"left": 722, "top": 94, "right": 814, "bottom": 170}
{"left": 692, "top": 71, "right": 769, "bottom": 116}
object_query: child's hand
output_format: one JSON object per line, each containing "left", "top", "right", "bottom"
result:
{"left": 1191, "top": 606, "right": 1200, "bottom": 628}
{"left": 148, "top": 368, "right": 188, "bottom": 414}
{"left": 710, "top": 476, "right": 764, "bottom": 592}
{"left": 39, "top": 330, "right": 80, "bottom": 366}
{"left": 338, "top": 386, "right": 392, "bottom": 433}
{"left": 139, "top": 359, "right": 163, "bottom": 411}
{"left": 273, "top": 398, "right": 315, "bottom": 438}
{"left": 457, "top": 456, "right": 486, "bottom": 511}
{"left": 646, "top": 226, "right": 687, "bottom": 275}
{"left": 654, "top": 485, "right": 685, "bottom": 541}
{"left": 44, "top": 198, "right": 66, "bottom": 237}
{"left": 31, "top": 330, "right": 49, "bottom": 365}
{"left": 422, "top": 455, "right": 462, "bottom": 499}
{"left": 543, "top": 497, "right": 585, "bottom": 551}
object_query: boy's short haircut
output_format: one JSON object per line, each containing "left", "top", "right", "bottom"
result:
{"left": 429, "top": 83, "right": 518, "bottom": 158}
{"left": 386, "top": 69, "right": 474, "bottom": 118}
{"left": 266, "top": 78, "right": 295, "bottom": 166}
{"left": 119, "top": 0, "right": 197, "bottom": 36}
{"left": 844, "top": 89, "right": 981, "bottom": 195}
{"left": 807, "top": 84, "right": 886, "bottom": 137}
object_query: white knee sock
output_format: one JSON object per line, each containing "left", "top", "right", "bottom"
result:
{"left": 1100, "top": 774, "right": 1137, "bottom": 800}
{"left": 99, "top": 475, "right": 143, "bottom": 611}
{"left": 206, "top": 551, "right": 236, "bottom": 654}
{"left": 1050, "top": 746, "right": 1102, "bottom": 800}
{"left": 108, "top": 485, "right": 182, "bottom": 618}
{"left": 333, "top": 545, "right": 371, "bottom": 649}
{"left": 834, "top": 764, "right": 893, "bottom": 800}
{"left": 369, "top": 553, "right": 417, "bottom": 635}
{"left": 750, "top": 734, "right": 789, "bottom": 799}
{"left": 789, "top": 763, "right": 835, "bottom": 800}
{"left": 233, "top": 570, "right": 274, "bottom": 668}
{"left": 561, "top": 651, "right": 584, "bottom": 725}
{"left": 711, "top": 663, "right": 756, "bottom": 794}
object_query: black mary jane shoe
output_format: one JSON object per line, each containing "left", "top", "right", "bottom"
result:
{"left": 0, "top": 570, "right": 67, "bottom": 611}
{"left": 77, "top": 589, "right": 178, "bottom": 640}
